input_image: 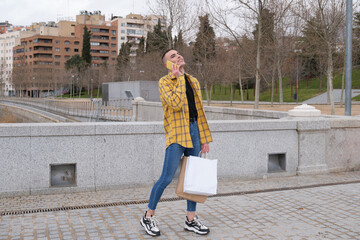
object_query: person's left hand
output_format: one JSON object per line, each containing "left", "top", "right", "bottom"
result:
{"left": 201, "top": 143, "right": 209, "bottom": 154}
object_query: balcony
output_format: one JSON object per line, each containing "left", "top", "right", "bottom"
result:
{"left": 33, "top": 54, "right": 53, "bottom": 59}
{"left": 33, "top": 46, "right": 52, "bottom": 53}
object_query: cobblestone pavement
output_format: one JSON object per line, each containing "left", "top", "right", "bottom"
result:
{"left": 1, "top": 171, "right": 360, "bottom": 213}
{"left": 1, "top": 172, "right": 360, "bottom": 240}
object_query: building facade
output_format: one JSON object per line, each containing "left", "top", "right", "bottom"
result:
{"left": 0, "top": 31, "right": 35, "bottom": 96}
{"left": 111, "top": 14, "right": 166, "bottom": 56}
{"left": 12, "top": 16, "right": 118, "bottom": 97}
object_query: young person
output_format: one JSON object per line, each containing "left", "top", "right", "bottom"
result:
{"left": 140, "top": 49, "right": 213, "bottom": 236}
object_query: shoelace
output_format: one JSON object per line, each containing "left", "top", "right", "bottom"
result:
{"left": 149, "top": 216, "right": 159, "bottom": 229}
{"left": 192, "top": 216, "right": 205, "bottom": 228}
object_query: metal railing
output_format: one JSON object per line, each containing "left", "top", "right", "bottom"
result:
{"left": 0, "top": 97, "right": 133, "bottom": 122}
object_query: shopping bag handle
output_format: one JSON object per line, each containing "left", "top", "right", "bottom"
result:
{"left": 198, "top": 151, "right": 207, "bottom": 158}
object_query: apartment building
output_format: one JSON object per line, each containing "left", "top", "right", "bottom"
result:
{"left": 0, "top": 30, "right": 35, "bottom": 96}
{"left": 74, "top": 22, "right": 118, "bottom": 66}
{"left": 111, "top": 14, "right": 166, "bottom": 56}
{"left": 12, "top": 35, "right": 83, "bottom": 97}
{"left": 0, "top": 21, "right": 12, "bottom": 34}
{"left": 12, "top": 14, "right": 118, "bottom": 96}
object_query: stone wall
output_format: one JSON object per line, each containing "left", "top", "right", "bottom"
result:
{"left": 132, "top": 100, "right": 289, "bottom": 121}
{"left": 1, "top": 116, "right": 359, "bottom": 197}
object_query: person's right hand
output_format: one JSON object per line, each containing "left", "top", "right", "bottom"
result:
{"left": 172, "top": 62, "right": 182, "bottom": 78}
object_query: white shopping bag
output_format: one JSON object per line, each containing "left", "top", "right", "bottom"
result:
{"left": 183, "top": 154, "right": 217, "bottom": 196}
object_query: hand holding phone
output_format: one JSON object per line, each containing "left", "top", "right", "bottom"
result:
{"left": 166, "top": 60, "right": 178, "bottom": 71}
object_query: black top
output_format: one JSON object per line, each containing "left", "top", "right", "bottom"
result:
{"left": 185, "top": 74, "right": 198, "bottom": 119}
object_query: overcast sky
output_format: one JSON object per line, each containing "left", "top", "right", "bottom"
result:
{"left": 1, "top": 0, "right": 149, "bottom": 26}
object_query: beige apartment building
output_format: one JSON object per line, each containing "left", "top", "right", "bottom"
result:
{"left": 111, "top": 13, "right": 166, "bottom": 56}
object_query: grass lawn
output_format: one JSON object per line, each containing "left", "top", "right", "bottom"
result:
{"left": 201, "top": 67, "right": 360, "bottom": 102}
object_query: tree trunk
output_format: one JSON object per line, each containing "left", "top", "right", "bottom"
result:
{"left": 254, "top": 10, "right": 262, "bottom": 109}
{"left": 97, "top": 82, "right": 100, "bottom": 99}
{"left": 230, "top": 82, "right": 233, "bottom": 107}
{"left": 327, "top": 44, "right": 335, "bottom": 115}
{"left": 340, "top": 61, "right": 345, "bottom": 108}
{"left": 271, "top": 53, "right": 276, "bottom": 106}
{"left": 238, "top": 54, "right": 244, "bottom": 103}
{"left": 277, "top": 52, "right": 283, "bottom": 103}
{"left": 205, "top": 81, "right": 210, "bottom": 106}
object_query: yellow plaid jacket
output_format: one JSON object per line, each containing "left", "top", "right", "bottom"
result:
{"left": 159, "top": 72, "right": 213, "bottom": 149}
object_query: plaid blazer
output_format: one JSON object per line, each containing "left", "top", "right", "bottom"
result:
{"left": 159, "top": 72, "right": 213, "bottom": 149}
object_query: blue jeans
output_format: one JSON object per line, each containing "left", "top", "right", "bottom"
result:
{"left": 148, "top": 121, "right": 201, "bottom": 212}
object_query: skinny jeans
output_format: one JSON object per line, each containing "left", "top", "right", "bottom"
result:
{"left": 148, "top": 121, "right": 201, "bottom": 212}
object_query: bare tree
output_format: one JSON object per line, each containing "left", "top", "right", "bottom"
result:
{"left": 207, "top": 0, "right": 292, "bottom": 108}
{"left": 147, "top": 0, "right": 201, "bottom": 46}
{"left": 295, "top": 0, "right": 345, "bottom": 115}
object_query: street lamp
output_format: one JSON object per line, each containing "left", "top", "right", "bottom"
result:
{"left": 71, "top": 75, "right": 74, "bottom": 98}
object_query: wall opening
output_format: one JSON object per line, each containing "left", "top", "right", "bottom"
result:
{"left": 268, "top": 153, "right": 286, "bottom": 173}
{"left": 50, "top": 164, "right": 76, "bottom": 187}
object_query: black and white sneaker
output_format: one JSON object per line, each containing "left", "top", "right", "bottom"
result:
{"left": 140, "top": 211, "right": 160, "bottom": 236}
{"left": 184, "top": 215, "right": 210, "bottom": 235}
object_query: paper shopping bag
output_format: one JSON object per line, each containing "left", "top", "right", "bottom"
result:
{"left": 176, "top": 156, "right": 207, "bottom": 203}
{"left": 183, "top": 155, "right": 217, "bottom": 196}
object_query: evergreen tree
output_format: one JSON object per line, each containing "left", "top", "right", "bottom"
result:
{"left": 117, "top": 41, "right": 132, "bottom": 81}
{"left": 136, "top": 37, "right": 145, "bottom": 57}
{"left": 174, "top": 30, "right": 185, "bottom": 51}
{"left": 117, "top": 41, "right": 132, "bottom": 65}
{"left": 146, "top": 19, "right": 168, "bottom": 53}
{"left": 253, "top": 8, "right": 275, "bottom": 49}
{"left": 301, "top": 17, "right": 325, "bottom": 77}
{"left": 193, "top": 14, "right": 216, "bottom": 106}
{"left": 82, "top": 26, "right": 92, "bottom": 65}
{"left": 193, "top": 14, "right": 216, "bottom": 63}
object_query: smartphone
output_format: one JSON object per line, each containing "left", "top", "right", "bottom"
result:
{"left": 166, "top": 60, "right": 177, "bottom": 71}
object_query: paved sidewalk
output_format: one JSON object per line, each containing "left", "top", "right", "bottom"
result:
{"left": 1, "top": 172, "right": 360, "bottom": 239}
{"left": 304, "top": 89, "right": 360, "bottom": 104}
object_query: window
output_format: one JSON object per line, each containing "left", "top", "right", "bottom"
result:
{"left": 55, "top": 55, "right": 61, "bottom": 58}
{"left": 71, "top": 33, "right": 75, "bottom": 36}
{"left": 55, "top": 62, "right": 60, "bottom": 65}
{"left": 90, "top": 42, "right": 100, "bottom": 46}
{"left": 121, "top": 37, "right": 125, "bottom": 40}
{"left": 55, "top": 48, "right": 60, "bottom": 52}
{"left": 111, "top": 37, "right": 116, "bottom": 40}
{"left": 111, "top": 44, "right": 116, "bottom": 47}
{"left": 65, "top": 48, "right": 70, "bottom": 52}
{"left": 64, "top": 55, "right": 70, "bottom": 59}
{"left": 111, "top": 51, "right": 116, "bottom": 55}
{"left": 55, "top": 40, "right": 60, "bottom": 44}
{"left": 74, "top": 41, "right": 80, "bottom": 45}
{"left": 121, "top": 30, "right": 125, "bottom": 33}
{"left": 99, "top": 50, "right": 109, "bottom": 54}
{"left": 65, "top": 41, "right": 70, "bottom": 44}
{"left": 74, "top": 49, "right": 79, "bottom": 52}
{"left": 121, "top": 23, "right": 125, "bottom": 26}
{"left": 112, "top": 30, "right": 116, "bottom": 35}
{"left": 90, "top": 28, "right": 100, "bottom": 32}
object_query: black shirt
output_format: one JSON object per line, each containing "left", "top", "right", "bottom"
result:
{"left": 185, "top": 74, "right": 198, "bottom": 119}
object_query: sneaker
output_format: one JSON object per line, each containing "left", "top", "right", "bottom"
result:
{"left": 184, "top": 215, "right": 210, "bottom": 235}
{"left": 140, "top": 211, "right": 160, "bottom": 236}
